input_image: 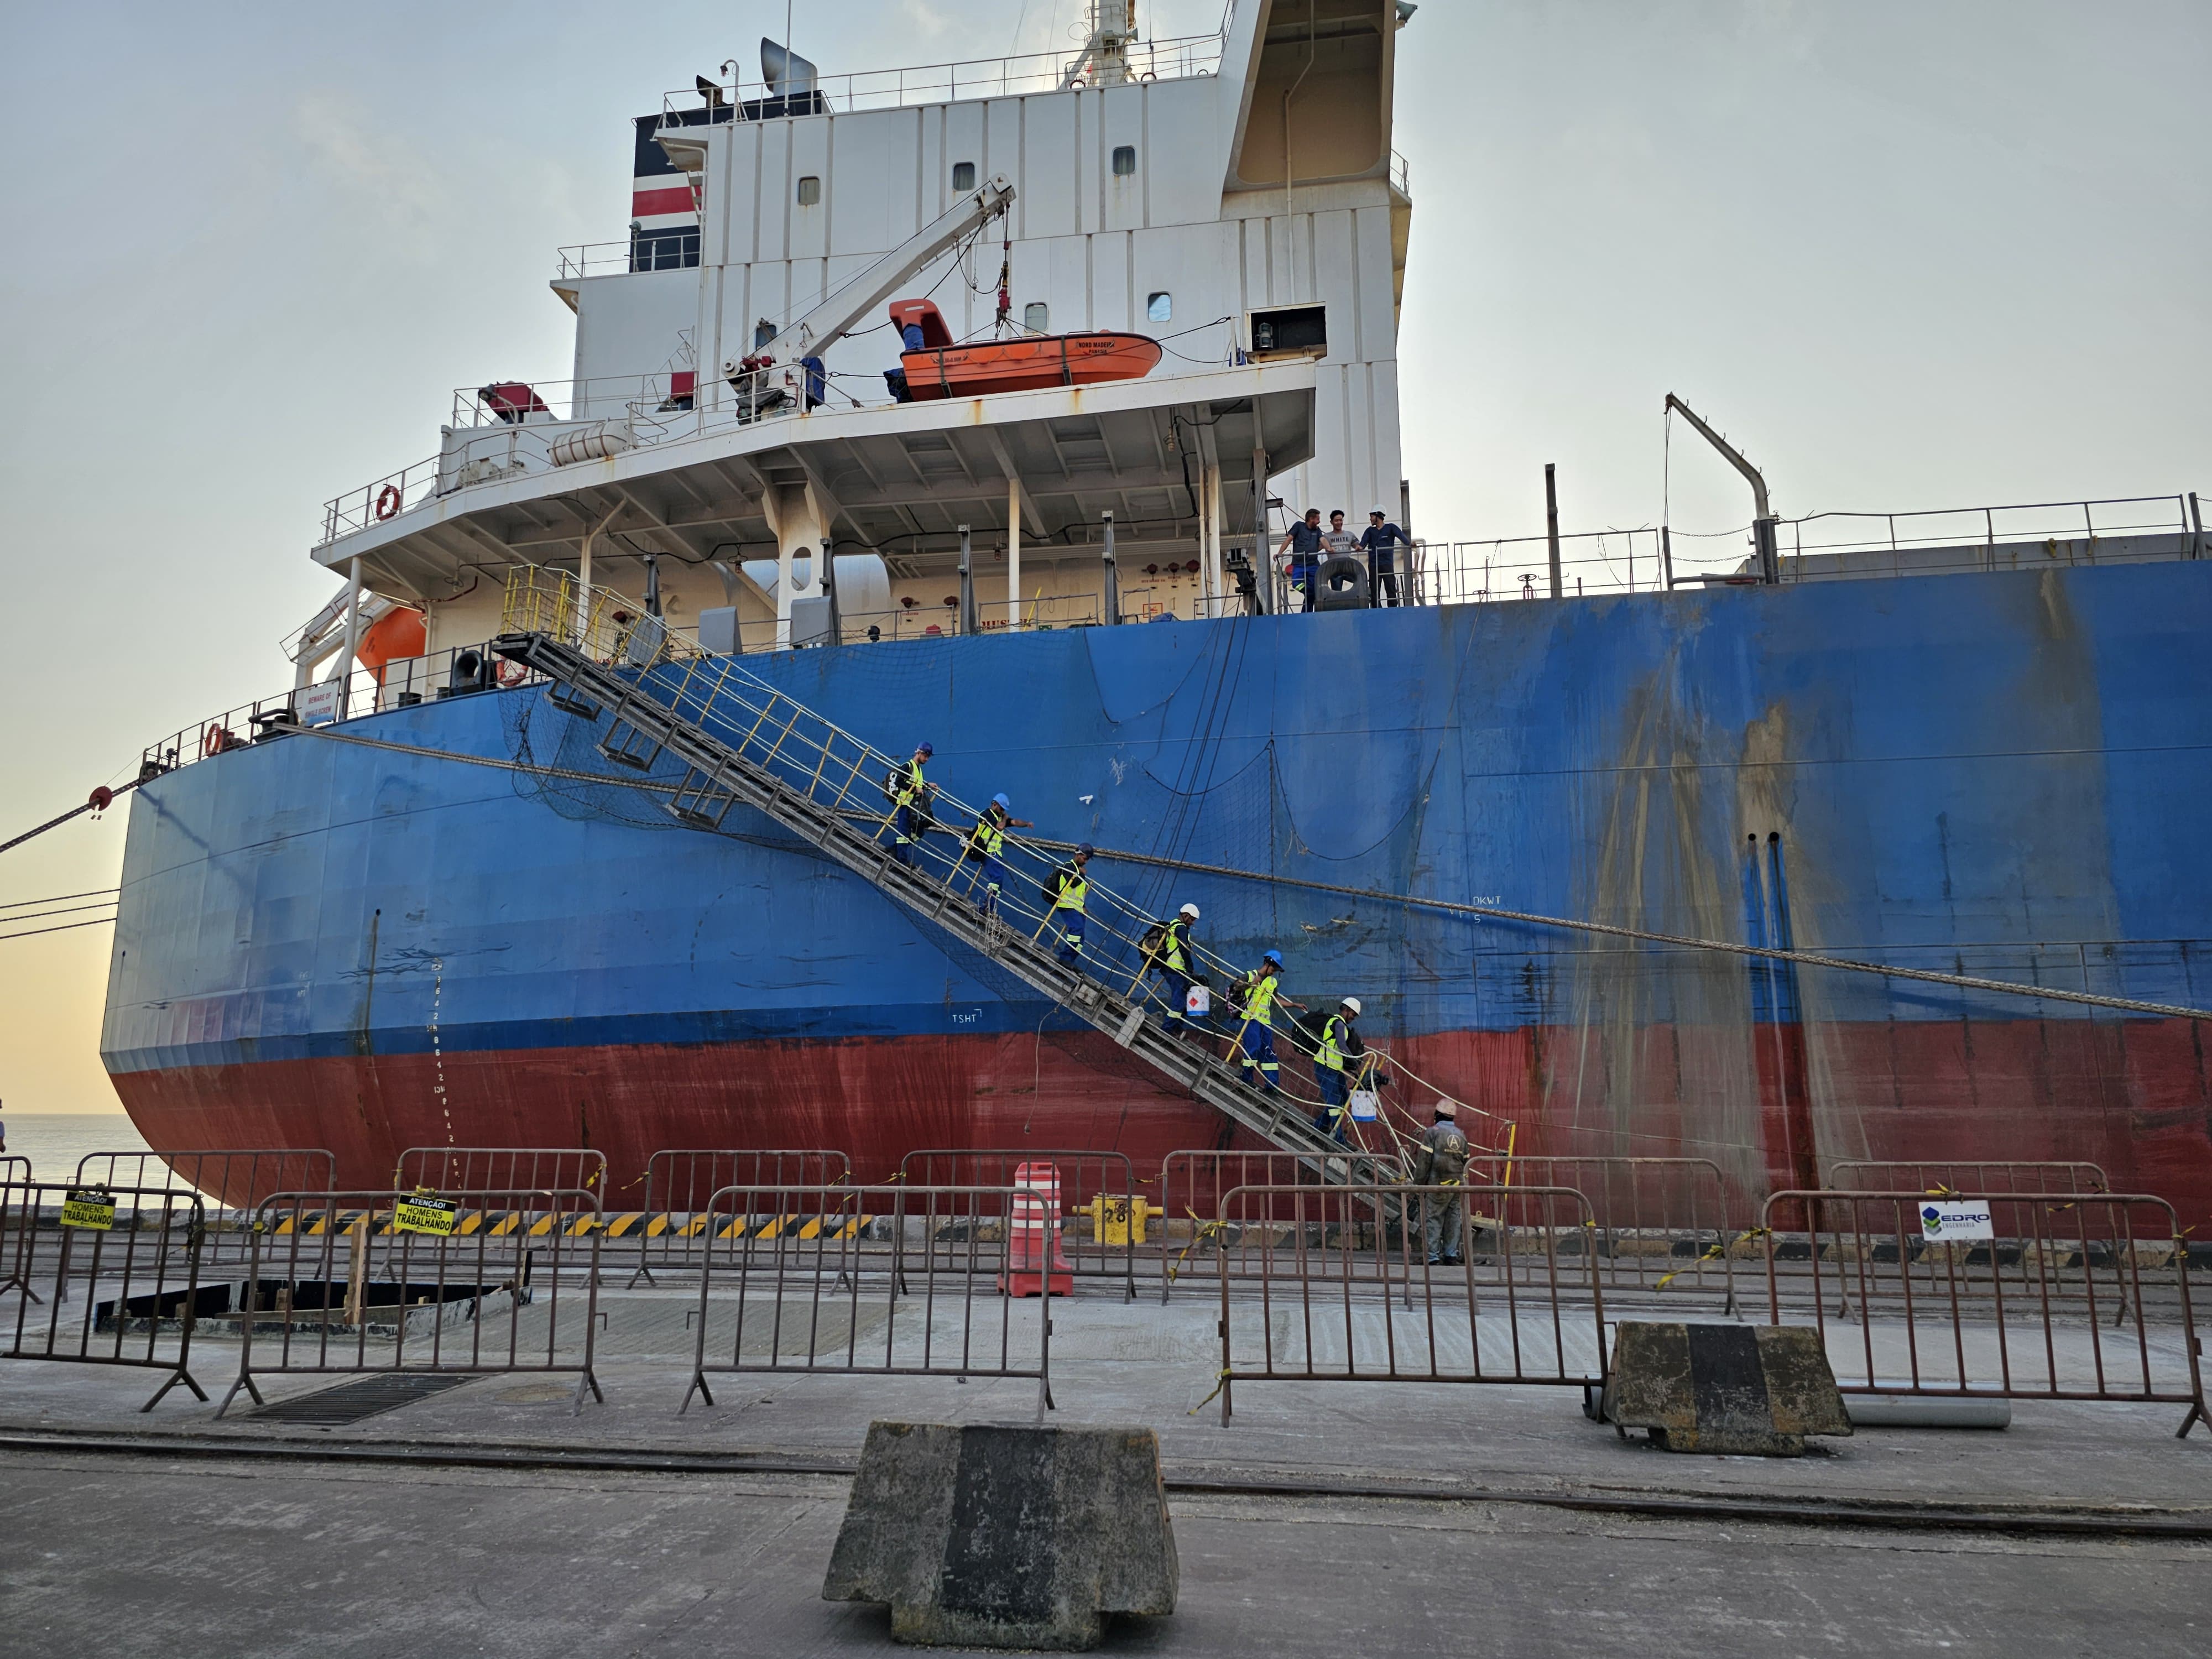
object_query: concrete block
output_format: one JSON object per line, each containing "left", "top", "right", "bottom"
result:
{"left": 823, "top": 1421, "right": 1177, "bottom": 1650}
{"left": 1605, "top": 1322, "right": 1853, "bottom": 1456}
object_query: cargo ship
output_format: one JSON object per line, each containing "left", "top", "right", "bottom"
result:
{"left": 99, "top": 3, "right": 2212, "bottom": 1224}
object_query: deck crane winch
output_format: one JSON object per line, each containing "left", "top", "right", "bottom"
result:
{"left": 723, "top": 175, "right": 1017, "bottom": 420}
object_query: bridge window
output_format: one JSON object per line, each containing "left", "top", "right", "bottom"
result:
{"left": 796, "top": 175, "right": 821, "bottom": 206}
{"left": 1112, "top": 145, "right": 1136, "bottom": 177}
{"left": 1024, "top": 302, "right": 1050, "bottom": 332}
{"left": 1147, "top": 291, "right": 1172, "bottom": 324}
{"left": 952, "top": 161, "right": 976, "bottom": 191}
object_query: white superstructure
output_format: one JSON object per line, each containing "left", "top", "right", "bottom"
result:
{"left": 311, "top": 2, "right": 1412, "bottom": 665}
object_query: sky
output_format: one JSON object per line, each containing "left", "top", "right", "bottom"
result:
{"left": 0, "top": 1, "right": 2205, "bottom": 1113}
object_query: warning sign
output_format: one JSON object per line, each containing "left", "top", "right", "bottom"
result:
{"left": 394, "top": 1192, "right": 459, "bottom": 1237}
{"left": 1918, "top": 1199, "right": 1994, "bottom": 1242}
{"left": 61, "top": 1188, "right": 117, "bottom": 1230}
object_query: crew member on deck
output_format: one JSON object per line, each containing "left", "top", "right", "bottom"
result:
{"left": 1363, "top": 508, "right": 1408, "bottom": 606}
{"left": 887, "top": 742, "right": 933, "bottom": 866}
{"left": 1278, "top": 509, "right": 1323, "bottom": 613}
{"left": 1046, "top": 842, "right": 1093, "bottom": 963}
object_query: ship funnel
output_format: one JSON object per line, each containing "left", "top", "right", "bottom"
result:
{"left": 761, "top": 39, "right": 818, "bottom": 97}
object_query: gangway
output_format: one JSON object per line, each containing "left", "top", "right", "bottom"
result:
{"left": 489, "top": 568, "right": 1401, "bottom": 1183}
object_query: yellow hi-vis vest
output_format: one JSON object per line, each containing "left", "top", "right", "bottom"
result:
{"left": 1245, "top": 969, "right": 1279, "bottom": 1029}
{"left": 893, "top": 757, "right": 926, "bottom": 807}
{"left": 1052, "top": 865, "right": 1088, "bottom": 911}
{"left": 968, "top": 808, "right": 1008, "bottom": 858}
{"left": 1161, "top": 919, "right": 1189, "bottom": 973}
{"left": 1317, "top": 1013, "right": 1349, "bottom": 1073}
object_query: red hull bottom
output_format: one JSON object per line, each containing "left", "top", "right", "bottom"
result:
{"left": 106, "top": 1021, "right": 2212, "bottom": 1228}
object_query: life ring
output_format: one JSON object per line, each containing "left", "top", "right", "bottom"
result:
{"left": 201, "top": 724, "right": 235, "bottom": 759}
{"left": 374, "top": 484, "right": 403, "bottom": 521}
{"left": 493, "top": 658, "right": 528, "bottom": 688}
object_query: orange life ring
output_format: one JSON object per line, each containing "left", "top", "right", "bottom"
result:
{"left": 201, "top": 724, "right": 235, "bottom": 759}
{"left": 493, "top": 658, "right": 528, "bottom": 688}
{"left": 375, "top": 484, "right": 403, "bottom": 521}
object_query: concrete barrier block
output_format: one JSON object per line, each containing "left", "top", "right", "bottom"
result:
{"left": 823, "top": 1421, "right": 1178, "bottom": 1650}
{"left": 1605, "top": 1322, "right": 1853, "bottom": 1455}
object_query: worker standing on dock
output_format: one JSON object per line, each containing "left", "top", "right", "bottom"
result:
{"left": 886, "top": 741, "right": 933, "bottom": 866}
{"left": 1311, "top": 997, "right": 1365, "bottom": 1141}
{"left": 1234, "top": 950, "right": 1300, "bottom": 1094}
{"left": 1363, "top": 508, "right": 1407, "bottom": 606}
{"left": 1045, "top": 843, "right": 1093, "bottom": 963}
{"left": 1411, "top": 1101, "right": 1472, "bottom": 1266}
{"left": 1150, "top": 902, "right": 1201, "bottom": 1033}
{"left": 965, "top": 794, "right": 1032, "bottom": 918}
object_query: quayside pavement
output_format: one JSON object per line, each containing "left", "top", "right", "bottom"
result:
{"left": 3, "top": 1286, "right": 2209, "bottom": 1658}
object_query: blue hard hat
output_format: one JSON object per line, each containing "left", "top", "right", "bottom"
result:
{"left": 993, "top": 793, "right": 1010, "bottom": 810}
{"left": 916, "top": 742, "right": 933, "bottom": 757}
{"left": 1077, "top": 841, "right": 1094, "bottom": 856}
{"left": 1262, "top": 949, "right": 1283, "bottom": 966}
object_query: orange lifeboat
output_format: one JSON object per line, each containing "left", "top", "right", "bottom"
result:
{"left": 888, "top": 299, "right": 1162, "bottom": 401}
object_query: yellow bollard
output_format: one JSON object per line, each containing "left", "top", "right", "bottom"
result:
{"left": 1082, "top": 1194, "right": 1149, "bottom": 1246}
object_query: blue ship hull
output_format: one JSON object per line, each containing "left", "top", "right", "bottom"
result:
{"left": 101, "top": 565, "right": 2212, "bottom": 1225}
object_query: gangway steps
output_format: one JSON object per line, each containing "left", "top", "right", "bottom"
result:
{"left": 491, "top": 630, "right": 1393, "bottom": 1184}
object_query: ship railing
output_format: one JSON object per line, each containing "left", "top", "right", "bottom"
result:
{"left": 137, "top": 638, "right": 554, "bottom": 784}
{"left": 1390, "top": 149, "right": 1411, "bottom": 199}
{"left": 659, "top": 30, "right": 1229, "bottom": 126}
{"left": 556, "top": 242, "right": 645, "bottom": 280}
{"left": 1403, "top": 489, "right": 2205, "bottom": 606}
{"left": 1761, "top": 1189, "right": 2206, "bottom": 1438}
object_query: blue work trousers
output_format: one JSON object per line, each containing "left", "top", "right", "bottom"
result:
{"left": 1239, "top": 1022, "right": 1280, "bottom": 1092}
{"left": 980, "top": 854, "right": 1010, "bottom": 915}
{"left": 891, "top": 804, "right": 924, "bottom": 865}
{"left": 1055, "top": 909, "right": 1087, "bottom": 964}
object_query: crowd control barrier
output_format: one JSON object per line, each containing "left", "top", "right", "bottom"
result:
{"left": 683, "top": 1181, "right": 1052, "bottom": 1421}
{"left": 898, "top": 1150, "right": 1140, "bottom": 1301}
{"left": 626, "top": 1149, "right": 852, "bottom": 1286}
{"left": 1465, "top": 1155, "right": 1740, "bottom": 1312}
{"left": 75, "top": 1147, "right": 336, "bottom": 1211}
{"left": 218, "top": 1187, "right": 604, "bottom": 1417}
{"left": 1822, "top": 1160, "right": 2111, "bottom": 1197}
{"left": 0, "top": 1179, "right": 208, "bottom": 1410}
{"left": 1761, "top": 1189, "right": 2206, "bottom": 1438}
{"left": 393, "top": 1146, "right": 609, "bottom": 1198}
{"left": 0, "top": 1159, "right": 32, "bottom": 1299}
{"left": 1211, "top": 1182, "right": 1608, "bottom": 1425}
{"left": 1156, "top": 1149, "right": 1392, "bottom": 1301}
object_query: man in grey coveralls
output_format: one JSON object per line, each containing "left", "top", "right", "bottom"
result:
{"left": 1411, "top": 1100, "right": 1472, "bottom": 1265}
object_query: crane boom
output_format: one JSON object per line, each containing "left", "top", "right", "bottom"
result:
{"left": 728, "top": 175, "right": 1016, "bottom": 395}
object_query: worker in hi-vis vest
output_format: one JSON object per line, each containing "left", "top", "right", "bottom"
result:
{"left": 1153, "top": 902, "right": 1200, "bottom": 1032}
{"left": 1311, "top": 996, "right": 1365, "bottom": 1141}
{"left": 886, "top": 741, "right": 933, "bottom": 866}
{"left": 1234, "top": 950, "right": 1303, "bottom": 1094}
{"left": 964, "top": 793, "right": 1032, "bottom": 917}
{"left": 1046, "top": 843, "right": 1093, "bottom": 963}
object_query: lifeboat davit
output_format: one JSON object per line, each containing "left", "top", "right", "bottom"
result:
{"left": 888, "top": 299, "right": 1162, "bottom": 401}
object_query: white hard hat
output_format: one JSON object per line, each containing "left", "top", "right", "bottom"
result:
{"left": 1434, "top": 1099, "right": 1458, "bottom": 1118}
{"left": 1369, "top": 505, "right": 1386, "bottom": 515}
{"left": 1180, "top": 902, "right": 1199, "bottom": 919}
{"left": 1340, "top": 996, "right": 1361, "bottom": 1015}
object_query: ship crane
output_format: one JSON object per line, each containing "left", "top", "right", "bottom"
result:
{"left": 726, "top": 175, "right": 1016, "bottom": 419}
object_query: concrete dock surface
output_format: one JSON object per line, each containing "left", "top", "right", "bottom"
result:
{"left": 3, "top": 1283, "right": 2206, "bottom": 1656}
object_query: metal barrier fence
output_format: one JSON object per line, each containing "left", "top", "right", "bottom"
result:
{"left": 682, "top": 1182, "right": 1052, "bottom": 1421}
{"left": 1212, "top": 1183, "right": 1607, "bottom": 1425}
{"left": 1465, "top": 1155, "right": 1740, "bottom": 1312}
{"left": 1823, "top": 1160, "right": 2111, "bottom": 1196}
{"left": 897, "top": 1150, "right": 1140, "bottom": 1301}
{"left": 1761, "top": 1190, "right": 2206, "bottom": 1438}
{"left": 0, "top": 1181, "right": 208, "bottom": 1410}
{"left": 0, "top": 1158, "right": 31, "bottom": 1298}
{"left": 218, "top": 1188, "right": 604, "bottom": 1417}
{"left": 75, "top": 1147, "right": 335, "bottom": 1214}
{"left": 627, "top": 1149, "right": 852, "bottom": 1286}
{"left": 1156, "top": 1149, "right": 1404, "bottom": 1301}
{"left": 393, "top": 1146, "right": 609, "bottom": 1199}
